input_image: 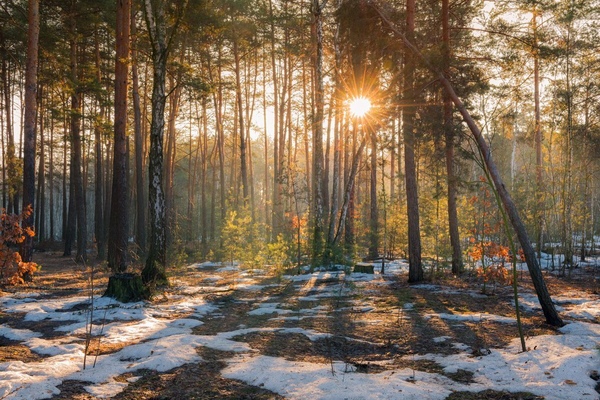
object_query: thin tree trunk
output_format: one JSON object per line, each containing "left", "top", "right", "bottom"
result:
{"left": 94, "top": 26, "right": 106, "bottom": 260}
{"left": 62, "top": 111, "right": 68, "bottom": 242}
{"left": 165, "top": 72, "right": 182, "bottom": 249}
{"left": 369, "top": 130, "right": 379, "bottom": 260}
{"left": 232, "top": 38, "right": 249, "bottom": 205}
{"left": 1, "top": 31, "right": 18, "bottom": 215}
{"left": 35, "top": 88, "right": 45, "bottom": 243}
{"left": 69, "top": 30, "right": 87, "bottom": 263}
{"left": 442, "top": 0, "right": 462, "bottom": 274}
{"left": 49, "top": 112, "right": 55, "bottom": 241}
{"left": 327, "top": 11, "right": 342, "bottom": 253}
{"left": 132, "top": 5, "right": 147, "bottom": 254}
{"left": 268, "top": 0, "right": 280, "bottom": 238}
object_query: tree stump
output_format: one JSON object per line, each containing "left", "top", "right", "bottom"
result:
{"left": 354, "top": 263, "right": 374, "bottom": 274}
{"left": 103, "top": 273, "right": 148, "bottom": 303}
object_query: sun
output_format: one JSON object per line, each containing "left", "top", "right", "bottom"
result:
{"left": 349, "top": 97, "right": 372, "bottom": 118}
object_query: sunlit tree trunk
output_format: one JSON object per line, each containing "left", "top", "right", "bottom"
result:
{"left": 141, "top": 0, "right": 171, "bottom": 285}
{"left": 207, "top": 49, "right": 226, "bottom": 223}
{"left": 62, "top": 113, "right": 68, "bottom": 242}
{"left": 326, "top": 6, "right": 343, "bottom": 257}
{"left": 93, "top": 26, "right": 106, "bottom": 260}
{"left": 49, "top": 115, "right": 55, "bottom": 241}
{"left": 66, "top": 15, "right": 87, "bottom": 263}
{"left": 1, "top": 31, "right": 18, "bottom": 215}
{"left": 165, "top": 71, "right": 182, "bottom": 249}
{"left": 233, "top": 37, "right": 249, "bottom": 205}
{"left": 532, "top": 10, "right": 543, "bottom": 259}
{"left": 311, "top": 0, "right": 326, "bottom": 264}
{"left": 132, "top": 5, "right": 147, "bottom": 254}
{"left": 368, "top": 130, "right": 379, "bottom": 260}
{"left": 35, "top": 88, "right": 44, "bottom": 243}
{"left": 268, "top": 0, "right": 282, "bottom": 238}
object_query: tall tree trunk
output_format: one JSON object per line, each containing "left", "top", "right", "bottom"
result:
{"left": 141, "top": 0, "right": 186, "bottom": 285}
{"left": 268, "top": 0, "right": 280, "bottom": 238}
{"left": 35, "top": 88, "right": 44, "bottom": 243}
{"left": 108, "top": 0, "right": 131, "bottom": 272}
{"left": 532, "top": 10, "right": 543, "bottom": 258}
{"left": 62, "top": 113, "right": 68, "bottom": 242}
{"left": 200, "top": 101, "right": 209, "bottom": 253}
{"left": 49, "top": 114, "right": 55, "bottom": 241}
{"left": 21, "top": 0, "right": 40, "bottom": 262}
{"left": 311, "top": 0, "right": 326, "bottom": 264}
{"left": 442, "top": 0, "right": 462, "bottom": 274}
{"left": 1, "top": 31, "right": 18, "bottom": 215}
{"left": 261, "top": 54, "right": 270, "bottom": 231}
{"left": 368, "top": 130, "right": 378, "bottom": 260}
{"left": 403, "top": 0, "right": 423, "bottom": 282}
{"left": 132, "top": 7, "right": 147, "bottom": 254}
{"left": 207, "top": 49, "right": 226, "bottom": 223}
{"left": 94, "top": 26, "right": 106, "bottom": 260}
{"left": 233, "top": 38, "right": 249, "bottom": 205}
{"left": 1, "top": 102, "right": 5, "bottom": 210}
{"left": 71, "top": 40, "right": 87, "bottom": 263}
{"left": 64, "top": 163, "right": 76, "bottom": 256}
{"left": 327, "top": 9, "right": 342, "bottom": 256}
{"left": 165, "top": 72, "right": 182, "bottom": 249}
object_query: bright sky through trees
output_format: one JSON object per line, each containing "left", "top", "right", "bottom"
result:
{"left": 349, "top": 97, "right": 371, "bottom": 118}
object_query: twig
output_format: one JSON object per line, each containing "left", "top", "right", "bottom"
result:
{"left": 83, "top": 259, "right": 92, "bottom": 370}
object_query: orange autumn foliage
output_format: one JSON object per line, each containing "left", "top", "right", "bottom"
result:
{"left": 0, "top": 207, "right": 39, "bottom": 285}
{"left": 468, "top": 240, "right": 513, "bottom": 286}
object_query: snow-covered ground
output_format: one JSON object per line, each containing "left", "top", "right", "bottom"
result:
{"left": 0, "top": 260, "right": 598, "bottom": 399}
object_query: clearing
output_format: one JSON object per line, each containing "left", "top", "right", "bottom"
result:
{"left": 0, "top": 252, "right": 599, "bottom": 400}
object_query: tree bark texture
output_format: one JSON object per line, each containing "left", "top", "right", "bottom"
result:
{"left": 141, "top": 0, "right": 170, "bottom": 286}
{"left": 403, "top": 0, "right": 423, "bottom": 283}
{"left": 132, "top": 6, "right": 147, "bottom": 255}
{"left": 94, "top": 28, "right": 105, "bottom": 260}
{"left": 311, "top": 0, "right": 326, "bottom": 264}
{"left": 442, "top": 0, "right": 462, "bottom": 274}
{"left": 21, "top": 0, "right": 40, "bottom": 262}
{"left": 69, "top": 23, "right": 87, "bottom": 263}
{"left": 108, "top": 0, "right": 131, "bottom": 272}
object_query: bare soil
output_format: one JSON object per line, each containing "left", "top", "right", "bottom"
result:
{"left": 1, "top": 251, "right": 598, "bottom": 399}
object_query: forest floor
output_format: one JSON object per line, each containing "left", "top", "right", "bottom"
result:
{"left": 0, "top": 252, "right": 599, "bottom": 400}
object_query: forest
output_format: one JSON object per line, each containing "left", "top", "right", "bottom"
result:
{"left": 0, "top": 0, "right": 599, "bottom": 399}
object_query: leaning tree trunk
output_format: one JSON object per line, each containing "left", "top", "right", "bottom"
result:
{"left": 370, "top": 4, "right": 563, "bottom": 327}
